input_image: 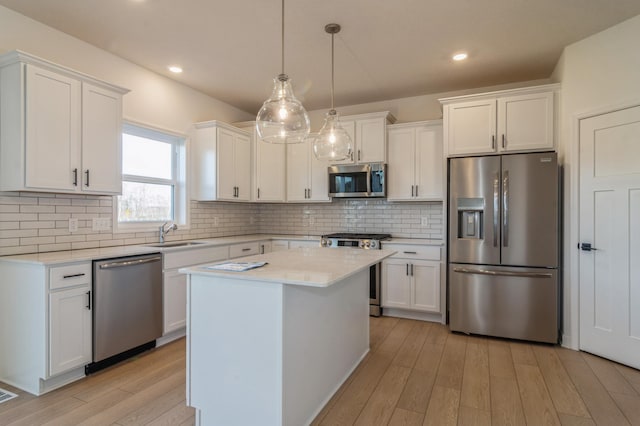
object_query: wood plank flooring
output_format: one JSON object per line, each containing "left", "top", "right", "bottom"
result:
{"left": 1, "top": 317, "right": 639, "bottom": 425}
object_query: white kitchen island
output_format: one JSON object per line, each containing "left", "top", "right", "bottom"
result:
{"left": 180, "top": 247, "right": 394, "bottom": 426}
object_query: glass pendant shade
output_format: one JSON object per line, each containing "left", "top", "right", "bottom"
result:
{"left": 313, "top": 109, "right": 352, "bottom": 160}
{"left": 256, "top": 74, "right": 310, "bottom": 144}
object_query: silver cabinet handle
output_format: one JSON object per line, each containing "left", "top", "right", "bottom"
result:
{"left": 403, "top": 251, "right": 417, "bottom": 254}
{"left": 415, "top": 185, "right": 418, "bottom": 197}
{"left": 242, "top": 247, "right": 251, "bottom": 252}
{"left": 410, "top": 264, "right": 414, "bottom": 276}
{"left": 358, "top": 150, "right": 361, "bottom": 161}
{"left": 411, "top": 185, "right": 414, "bottom": 197}
{"left": 453, "top": 267, "right": 552, "bottom": 278}
{"left": 502, "top": 134, "right": 506, "bottom": 149}
{"left": 492, "top": 135, "right": 496, "bottom": 150}
{"left": 84, "top": 169, "right": 90, "bottom": 187}
{"left": 72, "top": 168, "right": 78, "bottom": 186}
{"left": 63, "top": 273, "right": 85, "bottom": 279}
{"left": 503, "top": 170, "right": 509, "bottom": 247}
{"left": 406, "top": 264, "right": 409, "bottom": 276}
{"left": 493, "top": 172, "right": 500, "bottom": 247}
{"left": 257, "top": 188, "right": 260, "bottom": 199}
{"left": 99, "top": 256, "right": 161, "bottom": 269}
{"left": 86, "top": 291, "right": 91, "bottom": 310}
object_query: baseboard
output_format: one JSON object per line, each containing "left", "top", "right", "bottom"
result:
{"left": 156, "top": 328, "right": 186, "bottom": 347}
{"left": 383, "top": 308, "right": 444, "bottom": 323}
{"left": 39, "top": 366, "right": 86, "bottom": 396}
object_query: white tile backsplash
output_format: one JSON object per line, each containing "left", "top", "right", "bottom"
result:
{"left": 0, "top": 191, "right": 443, "bottom": 256}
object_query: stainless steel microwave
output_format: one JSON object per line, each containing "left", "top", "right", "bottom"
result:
{"left": 328, "top": 163, "right": 386, "bottom": 198}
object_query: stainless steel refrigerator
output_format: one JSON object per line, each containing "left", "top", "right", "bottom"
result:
{"left": 448, "top": 152, "right": 559, "bottom": 343}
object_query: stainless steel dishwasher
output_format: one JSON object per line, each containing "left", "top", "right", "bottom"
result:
{"left": 89, "top": 253, "right": 163, "bottom": 373}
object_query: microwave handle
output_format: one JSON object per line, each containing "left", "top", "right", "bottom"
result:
{"left": 366, "top": 164, "right": 372, "bottom": 195}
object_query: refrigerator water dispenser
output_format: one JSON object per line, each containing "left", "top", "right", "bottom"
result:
{"left": 457, "top": 198, "right": 484, "bottom": 239}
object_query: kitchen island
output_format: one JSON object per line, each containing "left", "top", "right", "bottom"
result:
{"left": 180, "top": 247, "right": 394, "bottom": 426}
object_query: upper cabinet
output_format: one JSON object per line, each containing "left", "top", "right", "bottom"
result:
{"left": 0, "top": 51, "right": 128, "bottom": 195}
{"left": 254, "top": 132, "right": 286, "bottom": 203}
{"left": 440, "top": 84, "right": 558, "bottom": 157}
{"left": 286, "top": 136, "right": 330, "bottom": 203}
{"left": 192, "top": 121, "right": 251, "bottom": 202}
{"left": 331, "top": 111, "right": 396, "bottom": 165}
{"left": 387, "top": 121, "right": 444, "bottom": 201}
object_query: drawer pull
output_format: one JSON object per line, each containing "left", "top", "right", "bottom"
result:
{"left": 403, "top": 251, "right": 417, "bottom": 255}
{"left": 86, "top": 291, "right": 92, "bottom": 310}
{"left": 63, "top": 273, "right": 86, "bottom": 279}
{"left": 242, "top": 248, "right": 252, "bottom": 252}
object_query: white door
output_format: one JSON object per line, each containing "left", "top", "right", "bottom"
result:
{"left": 163, "top": 270, "right": 187, "bottom": 334}
{"left": 216, "top": 128, "right": 236, "bottom": 200}
{"left": 357, "top": 117, "right": 386, "bottom": 163}
{"left": 411, "top": 261, "right": 440, "bottom": 312}
{"left": 579, "top": 105, "right": 640, "bottom": 369}
{"left": 255, "top": 138, "right": 285, "bottom": 201}
{"left": 445, "top": 99, "right": 496, "bottom": 156}
{"left": 233, "top": 132, "right": 251, "bottom": 201}
{"left": 387, "top": 128, "right": 415, "bottom": 201}
{"left": 415, "top": 126, "right": 443, "bottom": 200}
{"left": 286, "top": 143, "right": 308, "bottom": 202}
{"left": 497, "top": 91, "right": 554, "bottom": 152}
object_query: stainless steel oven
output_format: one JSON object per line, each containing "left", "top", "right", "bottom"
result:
{"left": 321, "top": 233, "right": 391, "bottom": 316}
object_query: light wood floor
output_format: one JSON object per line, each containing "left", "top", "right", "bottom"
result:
{"left": 1, "top": 317, "right": 639, "bottom": 425}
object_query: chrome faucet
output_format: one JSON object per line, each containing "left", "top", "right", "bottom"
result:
{"left": 159, "top": 222, "right": 178, "bottom": 243}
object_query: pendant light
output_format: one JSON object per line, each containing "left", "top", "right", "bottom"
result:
{"left": 313, "top": 23, "right": 352, "bottom": 161}
{"left": 256, "top": 0, "right": 310, "bottom": 144}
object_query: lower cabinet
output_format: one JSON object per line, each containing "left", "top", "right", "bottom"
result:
{"left": 382, "top": 259, "right": 440, "bottom": 312}
{"left": 381, "top": 243, "right": 443, "bottom": 316}
{"left": 162, "top": 246, "right": 229, "bottom": 335}
{"left": 49, "top": 263, "right": 93, "bottom": 377}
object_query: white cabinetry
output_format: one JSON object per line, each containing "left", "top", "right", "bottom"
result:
{"left": 381, "top": 243, "right": 443, "bottom": 320}
{"left": 286, "top": 140, "right": 330, "bottom": 202}
{"left": 255, "top": 138, "right": 286, "bottom": 202}
{"left": 271, "top": 240, "right": 290, "bottom": 251}
{"left": 0, "top": 51, "right": 128, "bottom": 194}
{"left": 162, "top": 246, "right": 229, "bottom": 336}
{"left": 229, "top": 242, "right": 260, "bottom": 258}
{"left": 331, "top": 112, "right": 396, "bottom": 164}
{"left": 192, "top": 121, "right": 251, "bottom": 201}
{"left": 0, "top": 259, "right": 93, "bottom": 395}
{"left": 49, "top": 263, "right": 92, "bottom": 377}
{"left": 387, "top": 121, "right": 443, "bottom": 201}
{"left": 440, "top": 85, "right": 558, "bottom": 157}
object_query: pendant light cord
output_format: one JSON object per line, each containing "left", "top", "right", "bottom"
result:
{"left": 281, "top": 0, "right": 285, "bottom": 76}
{"left": 330, "top": 31, "right": 335, "bottom": 110}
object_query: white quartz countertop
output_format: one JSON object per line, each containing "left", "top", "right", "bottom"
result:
{"left": 180, "top": 247, "right": 395, "bottom": 288}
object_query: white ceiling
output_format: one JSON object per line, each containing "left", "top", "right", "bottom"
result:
{"left": 2, "top": 0, "right": 640, "bottom": 114}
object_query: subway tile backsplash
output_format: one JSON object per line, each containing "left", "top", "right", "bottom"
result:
{"left": 0, "top": 192, "right": 442, "bottom": 256}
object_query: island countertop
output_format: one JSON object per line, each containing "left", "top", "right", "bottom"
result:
{"left": 180, "top": 247, "right": 395, "bottom": 288}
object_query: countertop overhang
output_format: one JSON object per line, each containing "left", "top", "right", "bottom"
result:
{"left": 180, "top": 247, "right": 396, "bottom": 288}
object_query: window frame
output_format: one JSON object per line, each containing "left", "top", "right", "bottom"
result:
{"left": 113, "top": 121, "right": 190, "bottom": 233}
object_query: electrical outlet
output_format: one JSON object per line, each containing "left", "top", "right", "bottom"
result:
{"left": 68, "top": 218, "right": 78, "bottom": 233}
{"left": 92, "top": 217, "right": 111, "bottom": 231}
{"left": 421, "top": 216, "right": 429, "bottom": 227}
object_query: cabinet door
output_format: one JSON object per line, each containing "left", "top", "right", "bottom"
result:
{"left": 382, "top": 259, "right": 411, "bottom": 308}
{"left": 164, "top": 270, "right": 187, "bottom": 334}
{"left": 259, "top": 241, "right": 272, "bottom": 254}
{"left": 271, "top": 240, "right": 289, "bottom": 251}
{"left": 234, "top": 132, "right": 252, "bottom": 201}
{"left": 498, "top": 91, "right": 554, "bottom": 152}
{"left": 256, "top": 139, "right": 285, "bottom": 201}
{"left": 446, "top": 99, "right": 496, "bottom": 156}
{"left": 25, "top": 65, "right": 81, "bottom": 191}
{"left": 387, "top": 127, "right": 416, "bottom": 201}
{"left": 286, "top": 142, "right": 309, "bottom": 202}
{"left": 81, "top": 83, "right": 122, "bottom": 194}
{"left": 309, "top": 148, "right": 330, "bottom": 202}
{"left": 415, "top": 125, "right": 443, "bottom": 200}
{"left": 330, "top": 119, "right": 356, "bottom": 165}
{"left": 49, "top": 285, "right": 92, "bottom": 376}
{"left": 216, "top": 128, "right": 237, "bottom": 200}
{"left": 357, "top": 117, "right": 386, "bottom": 163}
{"left": 411, "top": 261, "right": 440, "bottom": 313}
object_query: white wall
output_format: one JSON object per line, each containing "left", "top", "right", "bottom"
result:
{"left": 0, "top": 6, "right": 253, "bottom": 134}
{"left": 552, "top": 14, "right": 640, "bottom": 349}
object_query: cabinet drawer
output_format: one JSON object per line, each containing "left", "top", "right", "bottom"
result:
{"left": 49, "top": 263, "right": 92, "bottom": 290}
{"left": 229, "top": 242, "right": 259, "bottom": 258}
{"left": 382, "top": 243, "right": 441, "bottom": 261}
{"left": 164, "top": 246, "right": 229, "bottom": 270}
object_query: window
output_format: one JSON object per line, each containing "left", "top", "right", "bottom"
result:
{"left": 115, "top": 122, "right": 188, "bottom": 231}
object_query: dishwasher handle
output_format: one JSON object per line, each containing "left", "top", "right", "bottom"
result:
{"left": 99, "top": 256, "right": 161, "bottom": 269}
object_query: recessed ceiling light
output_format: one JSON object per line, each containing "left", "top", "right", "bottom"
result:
{"left": 452, "top": 52, "right": 468, "bottom": 61}
{"left": 168, "top": 66, "right": 183, "bottom": 74}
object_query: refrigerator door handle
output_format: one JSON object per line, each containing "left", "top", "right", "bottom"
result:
{"left": 503, "top": 170, "right": 509, "bottom": 247}
{"left": 453, "top": 267, "right": 553, "bottom": 278}
{"left": 493, "top": 173, "right": 500, "bottom": 247}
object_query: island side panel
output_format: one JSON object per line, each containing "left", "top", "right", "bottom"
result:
{"left": 283, "top": 268, "right": 370, "bottom": 426}
{"left": 187, "top": 275, "right": 284, "bottom": 426}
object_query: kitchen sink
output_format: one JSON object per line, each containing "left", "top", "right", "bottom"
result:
{"left": 145, "top": 241, "right": 207, "bottom": 248}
